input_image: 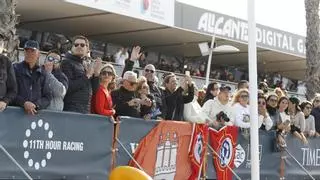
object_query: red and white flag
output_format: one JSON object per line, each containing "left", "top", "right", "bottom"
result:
{"left": 209, "top": 126, "right": 239, "bottom": 180}
{"left": 188, "top": 124, "right": 209, "bottom": 180}
{"left": 129, "top": 121, "right": 194, "bottom": 180}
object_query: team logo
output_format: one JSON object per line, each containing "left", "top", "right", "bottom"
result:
{"left": 219, "top": 137, "right": 233, "bottom": 167}
{"left": 234, "top": 144, "right": 245, "bottom": 168}
{"left": 23, "top": 119, "right": 84, "bottom": 170}
{"left": 154, "top": 132, "right": 178, "bottom": 180}
{"left": 193, "top": 133, "right": 203, "bottom": 164}
{"left": 23, "top": 119, "right": 53, "bottom": 170}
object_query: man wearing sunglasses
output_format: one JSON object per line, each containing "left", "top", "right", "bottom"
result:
{"left": 122, "top": 46, "right": 163, "bottom": 117}
{"left": 13, "top": 40, "right": 52, "bottom": 115}
{"left": 0, "top": 35, "right": 17, "bottom": 112}
{"left": 201, "top": 84, "right": 234, "bottom": 129}
{"left": 43, "top": 50, "right": 68, "bottom": 111}
{"left": 111, "top": 71, "right": 140, "bottom": 117}
{"left": 161, "top": 73, "right": 194, "bottom": 121}
{"left": 60, "top": 35, "right": 100, "bottom": 114}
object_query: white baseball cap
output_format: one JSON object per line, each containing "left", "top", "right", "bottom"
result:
{"left": 123, "top": 71, "right": 138, "bottom": 83}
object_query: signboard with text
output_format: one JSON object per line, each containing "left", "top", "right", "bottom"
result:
{"left": 174, "top": 2, "right": 306, "bottom": 57}
{"left": 65, "top": 0, "right": 175, "bottom": 27}
{"left": 0, "top": 107, "right": 113, "bottom": 179}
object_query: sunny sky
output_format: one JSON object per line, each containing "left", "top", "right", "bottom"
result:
{"left": 177, "top": 0, "right": 306, "bottom": 36}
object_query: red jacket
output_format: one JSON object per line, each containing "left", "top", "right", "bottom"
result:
{"left": 92, "top": 85, "right": 114, "bottom": 116}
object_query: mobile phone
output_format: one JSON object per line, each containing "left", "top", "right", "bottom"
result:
{"left": 185, "top": 70, "right": 190, "bottom": 76}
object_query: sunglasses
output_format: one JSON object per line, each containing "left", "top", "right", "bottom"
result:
{"left": 127, "top": 81, "right": 137, "bottom": 86}
{"left": 269, "top": 98, "right": 278, "bottom": 102}
{"left": 100, "top": 71, "right": 113, "bottom": 76}
{"left": 142, "top": 86, "right": 149, "bottom": 89}
{"left": 258, "top": 101, "right": 266, "bottom": 105}
{"left": 46, "top": 56, "right": 60, "bottom": 64}
{"left": 73, "top": 43, "right": 86, "bottom": 48}
{"left": 145, "top": 69, "right": 154, "bottom": 73}
{"left": 240, "top": 95, "right": 249, "bottom": 99}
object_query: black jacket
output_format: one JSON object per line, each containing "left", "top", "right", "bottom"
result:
{"left": 0, "top": 55, "right": 17, "bottom": 104}
{"left": 148, "top": 81, "right": 163, "bottom": 112}
{"left": 203, "top": 94, "right": 215, "bottom": 104}
{"left": 121, "top": 59, "right": 134, "bottom": 77}
{"left": 267, "top": 105, "right": 280, "bottom": 130}
{"left": 13, "top": 61, "right": 52, "bottom": 109}
{"left": 111, "top": 86, "right": 140, "bottom": 118}
{"left": 60, "top": 53, "right": 99, "bottom": 114}
{"left": 122, "top": 60, "right": 163, "bottom": 112}
{"left": 162, "top": 85, "right": 194, "bottom": 121}
{"left": 311, "top": 107, "right": 320, "bottom": 133}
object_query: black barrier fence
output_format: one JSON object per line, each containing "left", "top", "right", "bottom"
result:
{"left": 0, "top": 107, "right": 113, "bottom": 180}
{"left": 1, "top": 107, "right": 320, "bottom": 179}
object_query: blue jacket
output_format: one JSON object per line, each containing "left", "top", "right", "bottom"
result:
{"left": 13, "top": 62, "right": 52, "bottom": 109}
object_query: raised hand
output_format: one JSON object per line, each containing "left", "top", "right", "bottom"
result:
{"left": 130, "top": 46, "right": 142, "bottom": 61}
{"left": 93, "top": 57, "right": 103, "bottom": 76}
{"left": 85, "top": 62, "right": 95, "bottom": 79}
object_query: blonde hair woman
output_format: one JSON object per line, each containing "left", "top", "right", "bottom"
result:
{"left": 136, "top": 77, "right": 154, "bottom": 120}
{"left": 92, "top": 64, "right": 117, "bottom": 116}
{"left": 274, "top": 87, "right": 285, "bottom": 98}
{"left": 232, "top": 89, "right": 250, "bottom": 128}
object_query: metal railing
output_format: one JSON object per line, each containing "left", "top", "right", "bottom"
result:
{"left": 16, "top": 49, "right": 305, "bottom": 100}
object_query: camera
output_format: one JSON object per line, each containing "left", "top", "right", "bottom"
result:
{"left": 216, "top": 111, "right": 230, "bottom": 122}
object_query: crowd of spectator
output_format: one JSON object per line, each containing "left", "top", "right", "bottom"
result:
{"left": 108, "top": 48, "right": 300, "bottom": 92}
{"left": 0, "top": 35, "right": 318, "bottom": 180}
{"left": 0, "top": 26, "right": 311, "bottom": 180}
{"left": 17, "top": 30, "right": 302, "bottom": 94}
{"left": 1, "top": 34, "right": 318, "bottom": 134}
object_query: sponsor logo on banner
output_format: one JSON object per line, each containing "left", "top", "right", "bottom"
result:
{"left": 197, "top": 12, "right": 306, "bottom": 56}
{"left": 174, "top": 2, "right": 306, "bottom": 57}
{"left": 301, "top": 148, "right": 320, "bottom": 166}
{"left": 66, "top": 0, "right": 174, "bottom": 26}
{"left": 130, "top": 143, "right": 139, "bottom": 154}
{"left": 23, "top": 119, "right": 84, "bottom": 170}
{"left": 245, "top": 144, "right": 262, "bottom": 168}
{"left": 234, "top": 144, "right": 245, "bottom": 168}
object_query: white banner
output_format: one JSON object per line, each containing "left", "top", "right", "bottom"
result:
{"left": 66, "top": 0, "right": 174, "bottom": 27}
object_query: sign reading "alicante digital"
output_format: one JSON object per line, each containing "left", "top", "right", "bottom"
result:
{"left": 174, "top": 2, "right": 306, "bottom": 57}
